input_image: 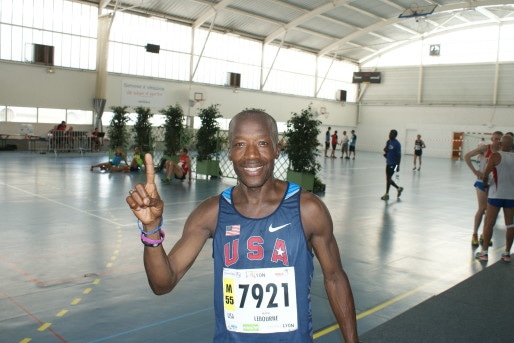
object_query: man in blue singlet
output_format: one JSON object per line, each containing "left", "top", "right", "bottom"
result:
{"left": 126, "top": 110, "right": 360, "bottom": 343}
{"left": 381, "top": 129, "right": 403, "bottom": 200}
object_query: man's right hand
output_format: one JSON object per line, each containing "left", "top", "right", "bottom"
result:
{"left": 126, "top": 153, "right": 164, "bottom": 228}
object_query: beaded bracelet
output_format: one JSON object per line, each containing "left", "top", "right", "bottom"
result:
{"left": 137, "top": 216, "right": 163, "bottom": 235}
{"left": 140, "top": 229, "right": 166, "bottom": 247}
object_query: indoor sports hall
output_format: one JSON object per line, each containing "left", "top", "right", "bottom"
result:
{"left": 1, "top": 1, "right": 514, "bottom": 342}
{"left": 1, "top": 151, "right": 513, "bottom": 342}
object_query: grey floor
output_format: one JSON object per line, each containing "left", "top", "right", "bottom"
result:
{"left": 0, "top": 150, "right": 509, "bottom": 343}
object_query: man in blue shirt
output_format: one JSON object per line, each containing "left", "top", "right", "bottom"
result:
{"left": 381, "top": 129, "right": 403, "bottom": 200}
{"left": 126, "top": 111, "right": 360, "bottom": 343}
{"left": 324, "top": 126, "right": 331, "bottom": 157}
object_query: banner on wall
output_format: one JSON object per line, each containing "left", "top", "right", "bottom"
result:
{"left": 121, "top": 80, "right": 166, "bottom": 108}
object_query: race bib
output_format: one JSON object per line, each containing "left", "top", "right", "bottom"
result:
{"left": 222, "top": 267, "right": 297, "bottom": 334}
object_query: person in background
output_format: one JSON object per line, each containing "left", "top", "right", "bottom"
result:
{"left": 161, "top": 148, "right": 192, "bottom": 184}
{"left": 126, "top": 110, "right": 360, "bottom": 343}
{"left": 381, "top": 129, "right": 403, "bottom": 200}
{"left": 324, "top": 126, "right": 331, "bottom": 157}
{"left": 91, "top": 127, "right": 101, "bottom": 151}
{"left": 507, "top": 132, "right": 514, "bottom": 152}
{"left": 129, "top": 146, "right": 144, "bottom": 172}
{"left": 65, "top": 126, "right": 75, "bottom": 150}
{"left": 340, "top": 130, "right": 350, "bottom": 159}
{"left": 56, "top": 121, "right": 66, "bottom": 130}
{"left": 330, "top": 130, "right": 338, "bottom": 158}
{"left": 349, "top": 129, "right": 357, "bottom": 160}
{"left": 53, "top": 121, "right": 67, "bottom": 149}
{"left": 90, "top": 146, "right": 128, "bottom": 172}
{"left": 464, "top": 131, "right": 502, "bottom": 247}
{"left": 475, "top": 134, "right": 514, "bottom": 262}
{"left": 413, "top": 134, "right": 426, "bottom": 171}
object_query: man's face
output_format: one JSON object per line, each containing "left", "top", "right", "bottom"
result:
{"left": 500, "top": 135, "right": 513, "bottom": 152}
{"left": 229, "top": 115, "right": 278, "bottom": 189}
{"left": 491, "top": 134, "right": 502, "bottom": 149}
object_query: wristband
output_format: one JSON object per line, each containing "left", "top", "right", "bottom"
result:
{"left": 140, "top": 229, "right": 165, "bottom": 247}
{"left": 137, "top": 217, "right": 163, "bottom": 235}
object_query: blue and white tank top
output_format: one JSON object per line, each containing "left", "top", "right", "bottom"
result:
{"left": 212, "top": 182, "right": 314, "bottom": 343}
{"left": 489, "top": 151, "right": 514, "bottom": 200}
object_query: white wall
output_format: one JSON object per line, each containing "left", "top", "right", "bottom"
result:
{"left": 356, "top": 104, "right": 513, "bottom": 159}
{"left": 2, "top": 61, "right": 513, "bottom": 159}
{"left": 0, "top": 62, "right": 357, "bottom": 131}
{"left": 105, "top": 74, "right": 358, "bottom": 125}
{"left": 0, "top": 62, "right": 96, "bottom": 109}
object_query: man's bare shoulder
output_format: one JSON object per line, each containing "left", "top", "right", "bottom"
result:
{"left": 299, "top": 190, "right": 330, "bottom": 220}
{"left": 299, "top": 190, "right": 332, "bottom": 241}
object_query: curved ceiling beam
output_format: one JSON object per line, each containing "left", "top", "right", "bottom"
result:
{"left": 319, "top": 0, "right": 514, "bottom": 59}
{"left": 264, "top": 0, "right": 354, "bottom": 45}
{"left": 99, "top": 0, "right": 110, "bottom": 9}
{"left": 193, "top": 0, "right": 233, "bottom": 29}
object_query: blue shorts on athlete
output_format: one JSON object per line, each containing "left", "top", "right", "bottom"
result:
{"left": 487, "top": 198, "right": 514, "bottom": 208}
{"left": 474, "top": 180, "right": 486, "bottom": 192}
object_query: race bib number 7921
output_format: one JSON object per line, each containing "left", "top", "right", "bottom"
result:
{"left": 222, "top": 267, "right": 297, "bottom": 333}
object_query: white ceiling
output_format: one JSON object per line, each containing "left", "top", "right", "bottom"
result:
{"left": 93, "top": 0, "right": 514, "bottom": 64}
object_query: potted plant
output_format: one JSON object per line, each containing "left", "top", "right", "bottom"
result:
{"left": 107, "top": 106, "right": 129, "bottom": 150}
{"left": 160, "top": 104, "right": 185, "bottom": 158}
{"left": 133, "top": 106, "right": 154, "bottom": 153}
{"left": 155, "top": 104, "right": 185, "bottom": 170}
{"left": 196, "top": 104, "right": 223, "bottom": 177}
{"left": 283, "top": 105, "right": 324, "bottom": 192}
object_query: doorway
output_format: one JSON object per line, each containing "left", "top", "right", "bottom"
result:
{"left": 452, "top": 132, "right": 464, "bottom": 159}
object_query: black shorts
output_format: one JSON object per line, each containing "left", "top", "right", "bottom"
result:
{"left": 349, "top": 146, "right": 355, "bottom": 152}
{"left": 325, "top": 142, "right": 330, "bottom": 149}
{"left": 415, "top": 150, "right": 422, "bottom": 156}
{"left": 386, "top": 164, "right": 396, "bottom": 178}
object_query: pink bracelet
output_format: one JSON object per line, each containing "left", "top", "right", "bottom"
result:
{"left": 140, "top": 229, "right": 165, "bottom": 247}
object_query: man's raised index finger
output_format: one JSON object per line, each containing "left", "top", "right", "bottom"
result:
{"left": 144, "top": 153, "right": 155, "bottom": 184}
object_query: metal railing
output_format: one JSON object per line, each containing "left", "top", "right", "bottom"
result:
{"left": 48, "top": 130, "right": 91, "bottom": 155}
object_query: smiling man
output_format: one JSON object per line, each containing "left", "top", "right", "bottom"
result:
{"left": 126, "top": 110, "right": 359, "bottom": 343}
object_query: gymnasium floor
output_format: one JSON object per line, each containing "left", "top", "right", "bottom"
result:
{"left": 0, "top": 150, "right": 509, "bottom": 343}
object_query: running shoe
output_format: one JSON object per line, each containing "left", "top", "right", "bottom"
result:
{"left": 397, "top": 187, "right": 404, "bottom": 198}
{"left": 471, "top": 235, "right": 479, "bottom": 247}
{"left": 475, "top": 251, "right": 488, "bottom": 261}
{"left": 161, "top": 177, "right": 171, "bottom": 183}
{"left": 381, "top": 194, "right": 389, "bottom": 200}
{"left": 501, "top": 252, "right": 511, "bottom": 262}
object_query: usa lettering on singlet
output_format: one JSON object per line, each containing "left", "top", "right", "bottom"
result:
{"left": 212, "top": 182, "right": 314, "bottom": 342}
